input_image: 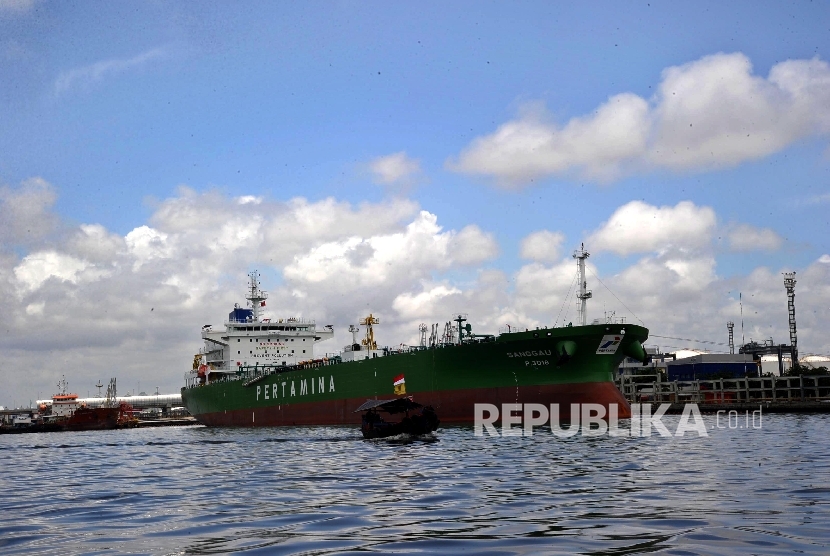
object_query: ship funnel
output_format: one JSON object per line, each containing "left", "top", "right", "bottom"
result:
{"left": 623, "top": 340, "right": 650, "bottom": 365}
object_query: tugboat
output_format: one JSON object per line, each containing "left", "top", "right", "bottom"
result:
{"left": 356, "top": 398, "right": 440, "bottom": 439}
{"left": 45, "top": 378, "right": 135, "bottom": 431}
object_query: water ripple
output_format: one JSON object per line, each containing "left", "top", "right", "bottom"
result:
{"left": 1, "top": 414, "right": 830, "bottom": 554}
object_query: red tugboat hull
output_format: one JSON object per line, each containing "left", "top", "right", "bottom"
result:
{"left": 61, "top": 407, "right": 120, "bottom": 431}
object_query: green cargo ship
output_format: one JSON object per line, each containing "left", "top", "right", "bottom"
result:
{"left": 182, "top": 248, "right": 650, "bottom": 426}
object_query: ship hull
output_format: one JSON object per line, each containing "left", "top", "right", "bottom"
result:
{"left": 62, "top": 407, "right": 121, "bottom": 431}
{"left": 182, "top": 324, "right": 646, "bottom": 426}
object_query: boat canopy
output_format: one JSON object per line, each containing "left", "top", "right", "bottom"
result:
{"left": 354, "top": 397, "right": 422, "bottom": 414}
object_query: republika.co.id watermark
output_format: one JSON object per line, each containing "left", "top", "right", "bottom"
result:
{"left": 474, "top": 403, "right": 764, "bottom": 437}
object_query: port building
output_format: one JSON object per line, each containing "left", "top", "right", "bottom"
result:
{"left": 665, "top": 353, "right": 757, "bottom": 381}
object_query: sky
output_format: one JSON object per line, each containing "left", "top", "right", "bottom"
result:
{"left": 1, "top": 0, "right": 829, "bottom": 407}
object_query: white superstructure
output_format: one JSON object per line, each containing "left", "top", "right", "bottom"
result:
{"left": 192, "top": 271, "right": 334, "bottom": 383}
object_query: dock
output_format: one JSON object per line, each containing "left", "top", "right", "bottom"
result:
{"left": 616, "top": 372, "right": 830, "bottom": 413}
{"left": 0, "top": 413, "right": 201, "bottom": 434}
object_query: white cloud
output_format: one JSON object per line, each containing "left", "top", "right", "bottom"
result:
{"left": 283, "top": 212, "right": 496, "bottom": 289}
{"left": 0, "top": 0, "right": 38, "bottom": 14}
{"left": 0, "top": 177, "right": 58, "bottom": 247}
{"left": 819, "top": 255, "right": 830, "bottom": 264}
{"left": 67, "top": 224, "right": 125, "bottom": 263}
{"left": 520, "top": 230, "right": 565, "bottom": 262}
{"left": 392, "top": 284, "right": 463, "bottom": 320}
{"left": 805, "top": 193, "right": 830, "bottom": 205}
{"left": 236, "top": 195, "right": 263, "bottom": 205}
{"left": 369, "top": 151, "right": 422, "bottom": 189}
{"left": 448, "top": 96, "right": 649, "bottom": 184}
{"left": 587, "top": 200, "right": 717, "bottom": 256}
{"left": 447, "top": 225, "right": 499, "bottom": 265}
{"left": 14, "top": 251, "right": 90, "bottom": 292}
{"left": 448, "top": 53, "right": 830, "bottom": 186}
{"left": 55, "top": 47, "right": 166, "bottom": 94}
{"left": 663, "top": 256, "right": 717, "bottom": 292}
{"left": 514, "top": 260, "right": 583, "bottom": 321}
{"left": 727, "top": 223, "right": 783, "bottom": 252}
{"left": 124, "top": 226, "right": 173, "bottom": 270}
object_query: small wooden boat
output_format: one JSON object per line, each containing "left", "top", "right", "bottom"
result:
{"left": 355, "top": 397, "right": 440, "bottom": 439}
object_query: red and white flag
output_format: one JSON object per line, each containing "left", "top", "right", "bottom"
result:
{"left": 393, "top": 374, "right": 406, "bottom": 395}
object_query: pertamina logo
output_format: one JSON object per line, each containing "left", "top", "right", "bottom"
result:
{"left": 596, "top": 334, "right": 623, "bottom": 355}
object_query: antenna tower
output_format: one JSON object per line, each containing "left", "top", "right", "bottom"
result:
{"left": 418, "top": 323, "right": 428, "bottom": 347}
{"left": 726, "top": 322, "right": 735, "bottom": 354}
{"left": 573, "top": 244, "right": 592, "bottom": 326}
{"left": 783, "top": 272, "right": 798, "bottom": 363}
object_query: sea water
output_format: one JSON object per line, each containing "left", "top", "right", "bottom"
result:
{"left": 1, "top": 413, "right": 829, "bottom": 555}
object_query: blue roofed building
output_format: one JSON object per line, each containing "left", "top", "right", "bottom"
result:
{"left": 666, "top": 354, "right": 758, "bottom": 381}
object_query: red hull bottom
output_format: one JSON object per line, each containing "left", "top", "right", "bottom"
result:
{"left": 192, "top": 382, "right": 631, "bottom": 427}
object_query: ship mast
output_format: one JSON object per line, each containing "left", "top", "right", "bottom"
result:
{"left": 573, "top": 244, "right": 592, "bottom": 326}
{"left": 246, "top": 271, "right": 268, "bottom": 322}
{"left": 57, "top": 375, "right": 68, "bottom": 395}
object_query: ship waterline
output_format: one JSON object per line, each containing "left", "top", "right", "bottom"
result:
{"left": 184, "top": 381, "right": 631, "bottom": 427}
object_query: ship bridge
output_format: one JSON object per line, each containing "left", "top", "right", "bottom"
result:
{"left": 197, "top": 273, "right": 335, "bottom": 373}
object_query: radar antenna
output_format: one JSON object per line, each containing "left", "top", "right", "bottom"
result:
{"left": 453, "top": 314, "right": 469, "bottom": 345}
{"left": 246, "top": 270, "right": 268, "bottom": 322}
{"left": 348, "top": 324, "right": 360, "bottom": 348}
